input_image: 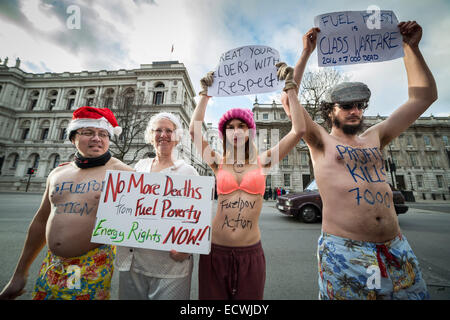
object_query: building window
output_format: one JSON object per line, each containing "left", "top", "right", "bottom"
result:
{"left": 262, "top": 113, "right": 269, "bottom": 120}
{"left": 153, "top": 91, "right": 163, "bottom": 105}
{"left": 48, "top": 99, "right": 56, "bottom": 110}
{"left": 153, "top": 83, "right": 165, "bottom": 105}
{"left": 29, "top": 99, "right": 38, "bottom": 110}
{"left": 266, "top": 175, "right": 271, "bottom": 188}
{"left": 53, "top": 155, "right": 60, "bottom": 168}
{"left": 436, "top": 175, "right": 444, "bottom": 189}
{"left": 263, "top": 131, "right": 271, "bottom": 146}
{"left": 66, "top": 90, "right": 77, "bottom": 110}
{"left": 122, "top": 88, "right": 135, "bottom": 108}
{"left": 416, "top": 175, "right": 423, "bottom": 189}
{"left": 47, "top": 90, "right": 58, "bottom": 110}
{"left": 29, "top": 90, "right": 39, "bottom": 110}
{"left": 103, "top": 88, "right": 115, "bottom": 108}
{"left": 424, "top": 135, "right": 431, "bottom": 146}
{"left": 392, "top": 152, "right": 399, "bottom": 167}
{"left": 41, "top": 128, "right": 49, "bottom": 140}
{"left": 59, "top": 128, "right": 67, "bottom": 140}
{"left": 104, "top": 97, "right": 113, "bottom": 108}
{"left": 282, "top": 156, "right": 288, "bottom": 166}
{"left": 86, "top": 98, "right": 94, "bottom": 106}
{"left": 22, "top": 128, "right": 30, "bottom": 140}
{"left": 406, "top": 135, "right": 413, "bottom": 146}
{"left": 443, "top": 136, "right": 449, "bottom": 146}
{"left": 409, "top": 153, "right": 418, "bottom": 167}
{"left": 85, "top": 89, "right": 96, "bottom": 106}
{"left": 284, "top": 173, "right": 291, "bottom": 187}
{"left": 67, "top": 98, "right": 75, "bottom": 109}
{"left": 428, "top": 153, "right": 438, "bottom": 168}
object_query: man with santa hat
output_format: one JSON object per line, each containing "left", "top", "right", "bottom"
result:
{"left": 0, "top": 106, "right": 133, "bottom": 300}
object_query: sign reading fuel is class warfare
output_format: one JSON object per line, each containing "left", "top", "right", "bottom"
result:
{"left": 314, "top": 10, "right": 404, "bottom": 67}
{"left": 91, "top": 170, "right": 215, "bottom": 254}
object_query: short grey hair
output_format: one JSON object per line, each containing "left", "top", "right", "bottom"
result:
{"left": 144, "top": 112, "right": 183, "bottom": 145}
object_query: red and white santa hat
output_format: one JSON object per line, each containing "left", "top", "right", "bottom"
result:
{"left": 67, "top": 106, "right": 122, "bottom": 138}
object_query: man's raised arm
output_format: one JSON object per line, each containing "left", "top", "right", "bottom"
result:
{"left": 370, "top": 21, "right": 438, "bottom": 148}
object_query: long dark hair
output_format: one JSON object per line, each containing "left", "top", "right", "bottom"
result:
{"left": 221, "top": 119, "right": 257, "bottom": 164}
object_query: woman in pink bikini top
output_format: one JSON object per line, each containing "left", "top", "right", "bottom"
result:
{"left": 189, "top": 54, "right": 313, "bottom": 299}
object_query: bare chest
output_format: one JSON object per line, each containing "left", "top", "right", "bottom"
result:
{"left": 49, "top": 171, "right": 106, "bottom": 217}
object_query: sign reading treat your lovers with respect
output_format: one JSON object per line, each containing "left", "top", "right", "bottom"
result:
{"left": 207, "top": 45, "right": 285, "bottom": 97}
{"left": 91, "top": 170, "right": 215, "bottom": 254}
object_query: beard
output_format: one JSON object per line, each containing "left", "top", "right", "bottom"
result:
{"left": 333, "top": 116, "right": 364, "bottom": 135}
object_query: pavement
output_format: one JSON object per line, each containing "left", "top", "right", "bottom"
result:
{"left": 0, "top": 192, "right": 449, "bottom": 300}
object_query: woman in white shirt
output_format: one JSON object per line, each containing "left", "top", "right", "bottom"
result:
{"left": 116, "top": 112, "right": 199, "bottom": 300}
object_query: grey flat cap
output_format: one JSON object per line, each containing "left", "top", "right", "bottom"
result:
{"left": 323, "top": 82, "right": 371, "bottom": 104}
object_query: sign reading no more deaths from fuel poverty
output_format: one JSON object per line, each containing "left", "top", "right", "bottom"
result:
{"left": 91, "top": 170, "right": 215, "bottom": 254}
{"left": 314, "top": 10, "right": 404, "bottom": 67}
{"left": 207, "top": 45, "right": 285, "bottom": 97}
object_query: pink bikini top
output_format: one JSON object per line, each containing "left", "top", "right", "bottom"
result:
{"left": 216, "top": 158, "right": 266, "bottom": 196}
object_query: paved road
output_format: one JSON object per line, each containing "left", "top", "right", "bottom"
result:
{"left": 407, "top": 202, "right": 450, "bottom": 214}
{"left": 0, "top": 193, "right": 449, "bottom": 300}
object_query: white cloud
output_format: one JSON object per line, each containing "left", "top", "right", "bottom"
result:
{"left": 0, "top": 0, "right": 447, "bottom": 126}
{"left": 20, "top": 0, "right": 64, "bottom": 33}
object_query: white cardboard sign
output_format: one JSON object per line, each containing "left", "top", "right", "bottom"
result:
{"left": 314, "top": 10, "right": 404, "bottom": 67}
{"left": 207, "top": 45, "right": 285, "bottom": 97}
{"left": 91, "top": 170, "right": 215, "bottom": 254}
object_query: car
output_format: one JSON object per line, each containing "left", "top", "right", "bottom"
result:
{"left": 276, "top": 180, "right": 408, "bottom": 223}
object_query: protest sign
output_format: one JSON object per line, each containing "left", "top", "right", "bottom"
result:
{"left": 91, "top": 170, "right": 215, "bottom": 254}
{"left": 314, "top": 10, "right": 404, "bottom": 67}
{"left": 207, "top": 45, "right": 284, "bottom": 97}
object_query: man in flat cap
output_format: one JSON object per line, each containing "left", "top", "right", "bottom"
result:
{"left": 0, "top": 106, "right": 133, "bottom": 300}
{"left": 289, "top": 22, "right": 437, "bottom": 299}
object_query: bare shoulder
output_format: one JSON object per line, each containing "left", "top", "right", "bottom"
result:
{"left": 360, "top": 125, "right": 383, "bottom": 147}
{"left": 107, "top": 157, "right": 135, "bottom": 172}
{"left": 48, "top": 161, "right": 76, "bottom": 179}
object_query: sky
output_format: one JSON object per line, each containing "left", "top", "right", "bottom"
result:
{"left": 0, "top": 0, "right": 448, "bottom": 126}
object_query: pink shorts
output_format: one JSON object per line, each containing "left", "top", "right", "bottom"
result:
{"left": 199, "top": 241, "right": 265, "bottom": 300}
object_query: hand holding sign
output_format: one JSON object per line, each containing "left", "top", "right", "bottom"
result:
{"left": 314, "top": 10, "right": 404, "bottom": 67}
{"left": 398, "top": 21, "right": 422, "bottom": 48}
{"left": 276, "top": 62, "right": 297, "bottom": 119}
{"left": 303, "top": 27, "right": 321, "bottom": 55}
{"left": 207, "top": 45, "right": 285, "bottom": 97}
{"left": 199, "top": 71, "right": 214, "bottom": 97}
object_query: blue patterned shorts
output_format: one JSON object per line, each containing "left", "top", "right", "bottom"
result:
{"left": 317, "top": 232, "right": 429, "bottom": 300}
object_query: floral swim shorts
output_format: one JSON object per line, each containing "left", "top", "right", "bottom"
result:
{"left": 32, "top": 245, "right": 115, "bottom": 300}
{"left": 317, "top": 232, "right": 429, "bottom": 300}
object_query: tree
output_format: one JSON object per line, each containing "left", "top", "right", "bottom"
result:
{"left": 100, "top": 87, "right": 149, "bottom": 165}
{"left": 298, "top": 68, "right": 348, "bottom": 181}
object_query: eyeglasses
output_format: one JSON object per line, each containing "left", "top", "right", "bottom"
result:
{"left": 152, "top": 128, "right": 174, "bottom": 136}
{"left": 76, "top": 130, "right": 110, "bottom": 139}
{"left": 338, "top": 102, "right": 368, "bottom": 111}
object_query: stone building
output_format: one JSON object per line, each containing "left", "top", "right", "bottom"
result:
{"left": 0, "top": 60, "right": 210, "bottom": 192}
{"left": 252, "top": 98, "right": 450, "bottom": 201}
{"left": 1, "top": 60, "right": 448, "bottom": 201}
